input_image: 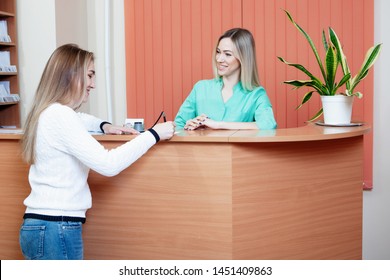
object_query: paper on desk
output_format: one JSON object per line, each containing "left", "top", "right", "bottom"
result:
{"left": 0, "top": 129, "right": 23, "bottom": 134}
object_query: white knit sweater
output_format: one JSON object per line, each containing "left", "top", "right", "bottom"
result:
{"left": 24, "top": 103, "right": 157, "bottom": 218}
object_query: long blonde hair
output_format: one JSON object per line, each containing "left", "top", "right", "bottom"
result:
{"left": 21, "top": 44, "right": 94, "bottom": 164}
{"left": 212, "top": 28, "right": 260, "bottom": 91}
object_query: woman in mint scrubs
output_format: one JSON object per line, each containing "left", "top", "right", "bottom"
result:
{"left": 175, "top": 28, "right": 277, "bottom": 130}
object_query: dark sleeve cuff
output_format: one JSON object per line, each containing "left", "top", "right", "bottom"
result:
{"left": 148, "top": 128, "right": 160, "bottom": 143}
{"left": 100, "top": 121, "right": 111, "bottom": 133}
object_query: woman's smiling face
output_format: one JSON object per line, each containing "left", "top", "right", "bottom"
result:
{"left": 82, "top": 61, "right": 96, "bottom": 104}
{"left": 215, "top": 38, "right": 241, "bottom": 79}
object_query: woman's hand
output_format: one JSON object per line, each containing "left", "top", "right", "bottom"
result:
{"left": 184, "top": 114, "right": 209, "bottom": 130}
{"left": 152, "top": 121, "right": 176, "bottom": 140}
{"left": 184, "top": 114, "right": 221, "bottom": 130}
{"left": 102, "top": 123, "right": 140, "bottom": 135}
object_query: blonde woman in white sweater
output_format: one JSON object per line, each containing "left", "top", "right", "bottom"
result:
{"left": 19, "top": 44, "right": 175, "bottom": 260}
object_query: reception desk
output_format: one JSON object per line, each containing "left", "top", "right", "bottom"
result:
{"left": 0, "top": 124, "right": 369, "bottom": 259}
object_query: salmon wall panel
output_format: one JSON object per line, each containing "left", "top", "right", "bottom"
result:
{"left": 171, "top": 0, "right": 183, "bottom": 116}
{"left": 124, "top": 0, "right": 375, "bottom": 188}
{"left": 283, "top": 0, "right": 298, "bottom": 128}
{"left": 124, "top": 0, "right": 136, "bottom": 118}
{"left": 362, "top": 0, "right": 375, "bottom": 188}
{"left": 295, "top": 0, "right": 310, "bottom": 126}
{"left": 125, "top": 0, "right": 241, "bottom": 125}
{"left": 151, "top": 0, "right": 164, "bottom": 117}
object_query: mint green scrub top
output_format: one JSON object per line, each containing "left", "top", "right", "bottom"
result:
{"left": 174, "top": 79, "right": 277, "bottom": 129}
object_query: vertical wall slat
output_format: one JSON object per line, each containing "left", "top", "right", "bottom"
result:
{"left": 171, "top": 0, "right": 183, "bottom": 120}
{"left": 152, "top": 0, "right": 164, "bottom": 118}
{"left": 210, "top": 0, "right": 222, "bottom": 43}
{"left": 162, "top": 0, "right": 174, "bottom": 122}
{"left": 296, "top": 0, "right": 310, "bottom": 126}
{"left": 274, "top": 1, "right": 287, "bottom": 127}
{"left": 282, "top": 0, "right": 296, "bottom": 128}
{"left": 124, "top": 0, "right": 137, "bottom": 118}
{"left": 191, "top": 0, "right": 202, "bottom": 84}
{"left": 200, "top": 0, "right": 213, "bottom": 80}
{"left": 135, "top": 0, "right": 146, "bottom": 118}
{"left": 232, "top": 0, "right": 242, "bottom": 27}
{"left": 352, "top": 0, "right": 365, "bottom": 121}
{"left": 306, "top": 0, "right": 322, "bottom": 121}
{"left": 242, "top": 0, "right": 258, "bottom": 77}
{"left": 262, "top": 0, "right": 278, "bottom": 125}
{"left": 144, "top": 0, "right": 155, "bottom": 121}
{"left": 363, "top": 0, "right": 375, "bottom": 189}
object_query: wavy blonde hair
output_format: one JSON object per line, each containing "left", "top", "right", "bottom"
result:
{"left": 212, "top": 28, "right": 260, "bottom": 91}
{"left": 21, "top": 44, "right": 94, "bottom": 164}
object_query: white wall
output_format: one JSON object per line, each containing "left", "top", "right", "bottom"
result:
{"left": 55, "top": 0, "right": 88, "bottom": 49}
{"left": 16, "top": 0, "right": 390, "bottom": 259}
{"left": 84, "top": 0, "right": 127, "bottom": 125}
{"left": 363, "top": 0, "right": 390, "bottom": 260}
{"left": 17, "top": 0, "right": 57, "bottom": 126}
{"left": 17, "top": 0, "right": 127, "bottom": 126}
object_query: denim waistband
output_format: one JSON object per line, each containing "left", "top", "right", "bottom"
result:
{"left": 23, "top": 213, "right": 86, "bottom": 224}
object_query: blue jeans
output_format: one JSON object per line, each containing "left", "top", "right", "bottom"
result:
{"left": 19, "top": 218, "right": 84, "bottom": 260}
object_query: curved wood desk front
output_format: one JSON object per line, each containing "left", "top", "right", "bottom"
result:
{"left": 0, "top": 124, "right": 369, "bottom": 259}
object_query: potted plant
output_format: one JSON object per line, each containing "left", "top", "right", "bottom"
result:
{"left": 278, "top": 10, "right": 382, "bottom": 125}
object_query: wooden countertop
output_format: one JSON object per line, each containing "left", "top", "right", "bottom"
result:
{"left": 0, "top": 122, "right": 367, "bottom": 259}
{"left": 0, "top": 123, "right": 371, "bottom": 142}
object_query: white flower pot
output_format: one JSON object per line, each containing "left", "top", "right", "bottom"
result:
{"left": 321, "top": 95, "right": 354, "bottom": 125}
